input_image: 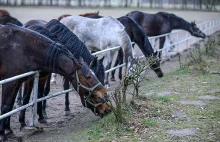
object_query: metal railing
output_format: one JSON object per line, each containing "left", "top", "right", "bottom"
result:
{"left": 0, "top": 19, "right": 220, "bottom": 128}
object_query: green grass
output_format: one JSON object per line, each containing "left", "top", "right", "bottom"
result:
{"left": 65, "top": 33, "right": 220, "bottom": 142}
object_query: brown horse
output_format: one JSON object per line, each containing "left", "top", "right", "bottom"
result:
{"left": 57, "top": 11, "right": 99, "bottom": 21}
{"left": 0, "top": 24, "right": 109, "bottom": 141}
{"left": 18, "top": 20, "right": 107, "bottom": 128}
{"left": 0, "top": 9, "right": 10, "bottom": 16}
{"left": 57, "top": 14, "right": 71, "bottom": 21}
{"left": 79, "top": 11, "right": 99, "bottom": 17}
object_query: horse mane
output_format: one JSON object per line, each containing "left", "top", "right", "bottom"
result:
{"left": 0, "top": 9, "right": 10, "bottom": 16}
{"left": 44, "top": 19, "right": 95, "bottom": 64}
{"left": 57, "top": 14, "right": 72, "bottom": 21}
{"left": 28, "top": 25, "right": 59, "bottom": 41}
{"left": 122, "top": 16, "right": 154, "bottom": 57}
{"left": 79, "top": 11, "right": 99, "bottom": 17}
{"left": 158, "top": 12, "right": 189, "bottom": 27}
{"left": 115, "top": 21, "right": 134, "bottom": 60}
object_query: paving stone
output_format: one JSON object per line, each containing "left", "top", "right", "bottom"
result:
{"left": 199, "top": 95, "right": 220, "bottom": 100}
{"left": 172, "top": 111, "right": 188, "bottom": 120}
{"left": 156, "top": 92, "right": 181, "bottom": 96}
{"left": 167, "top": 128, "right": 197, "bottom": 136}
{"left": 207, "top": 89, "right": 220, "bottom": 94}
{"left": 178, "top": 100, "right": 206, "bottom": 107}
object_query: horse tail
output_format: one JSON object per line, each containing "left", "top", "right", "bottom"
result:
{"left": 116, "top": 27, "right": 134, "bottom": 63}
{"left": 125, "top": 16, "right": 154, "bottom": 57}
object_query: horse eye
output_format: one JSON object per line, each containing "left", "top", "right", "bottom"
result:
{"left": 86, "top": 75, "right": 91, "bottom": 79}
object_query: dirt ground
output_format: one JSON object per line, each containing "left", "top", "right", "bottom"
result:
{"left": 0, "top": 7, "right": 220, "bottom": 141}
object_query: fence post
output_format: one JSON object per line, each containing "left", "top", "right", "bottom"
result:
{"left": 29, "top": 71, "right": 39, "bottom": 127}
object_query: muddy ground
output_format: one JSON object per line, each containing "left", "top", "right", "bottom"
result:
{"left": 0, "top": 7, "right": 220, "bottom": 142}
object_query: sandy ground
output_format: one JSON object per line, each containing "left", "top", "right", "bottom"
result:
{"left": 0, "top": 7, "right": 220, "bottom": 141}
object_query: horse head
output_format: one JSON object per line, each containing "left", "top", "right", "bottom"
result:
{"left": 150, "top": 51, "right": 163, "bottom": 78}
{"left": 73, "top": 57, "right": 111, "bottom": 117}
{"left": 189, "top": 21, "right": 206, "bottom": 39}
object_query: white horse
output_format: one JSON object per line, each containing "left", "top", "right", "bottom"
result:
{"left": 60, "top": 16, "right": 135, "bottom": 85}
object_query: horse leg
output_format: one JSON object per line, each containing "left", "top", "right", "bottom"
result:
{"left": 110, "top": 52, "right": 119, "bottom": 81}
{"left": 5, "top": 82, "right": 21, "bottom": 136}
{"left": 118, "top": 50, "right": 124, "bottom": 80}
{"left": 105, "top": 61, "right": 112, "bottom": 87}
{"left": 37, "top": 76, "right": 48, "bottom": 123}
{"left": 0, "top": 81, "right": 20, "bottom": 141}
{"left": 159, "top": 37, "right": 166, "bottom": 59}
{"left": 63, "top": 78, "right": 71, "bottom": 116}
{"left": 42, "top": 74, "right": 51, "bottom": 119}
{"left": 19, "top": 79, "right": 34, "bottom": 129}
{"left": 16, "top": 85, "right": 22, "bottom": 106}
{"left": 50, "top": 73, "right": 57, "bottom": 84}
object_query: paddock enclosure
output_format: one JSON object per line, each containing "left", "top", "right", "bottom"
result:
{"left": 0, "top": 7, "right": 220, "bottom": 141}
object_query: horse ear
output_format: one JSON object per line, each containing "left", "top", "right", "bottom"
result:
{"left": 97, "top": 11, "right": 99, "bottom": 15}
{"left": 72, "top": 60, "right": 81, "bottom": 69}
{"left": 154, "top": 51, "right": 158, "bottom": 57}
{"left": 99, "top": 56, "right": 105, "bottom": 63}
{"left": 89, "top": 56, "right": 98, "bottom": 67}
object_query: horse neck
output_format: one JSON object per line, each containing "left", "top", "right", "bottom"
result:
{"left": 125, "top": 17, "right": 154, "bottom": 57}
{"left": 170, "top": 15, "right": 190, "bottom": 32}
{"left": 28, "top": 38, "right": 73, "bottom": 76}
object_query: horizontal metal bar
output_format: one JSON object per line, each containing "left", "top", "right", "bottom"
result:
{"left": 0, "top": 102, "right": 34, "bottom": 120}
{"left": 37, "top": 88, "right": 75, "bottom": 103}
{"left": 0, "top": 71, "right": 39, "bottom": 85}
{"left": 0, "top": 88, "right": 75, "bottom": 120}
{"left": 105, "top": 63, "right": 126, "bottom": 73}
{"left": 92, "top": 46, "right": 121, "bottom": 56}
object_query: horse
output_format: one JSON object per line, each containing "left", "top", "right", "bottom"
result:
{"left": 0, "top": 9, "right": 10, "bottom": 16}
{"left": 0, "top": 15, "right": 23, "bottom": 26}
{"left": 20, "top": 19, "right": 106, "bottom": 123}
{"left": 60, "top": 16, "right": 135, "bottom": 85}
{"left": 77, "top": 12, "right": 163, "bottom": 80}
{"left": 126, "top": 11, "right": 206, "bottom": 58}
{"left": 57, "top": 14, "right": 71, "bottom": 21}
{"left": 0, "top": 24, "right": 110, "bottom": 141}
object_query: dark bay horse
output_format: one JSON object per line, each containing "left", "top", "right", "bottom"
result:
{"left": 126, "top": 11, "right": 206, "bottom": 58}
{"left": 74, "top": 12, "right": 163, "bottom": 80}
{"left": 0, "top": 15, "right": 23, "bottom": 26}
{"left": 0, "top": 24, "right": 109, "bottom": 141}
{"left": 0, "top": 10, "right": 23, "bottom": 26}
{"left": 19, "top": 19, "right": 106, "bottom": 126}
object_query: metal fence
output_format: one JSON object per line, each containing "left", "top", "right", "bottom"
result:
{"left": 0, "top": 19, "right": 220, "bottom": 128}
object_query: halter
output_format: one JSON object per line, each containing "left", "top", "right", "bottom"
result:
{"left": 75, "top": 70, "right": 104, "bottom": 114}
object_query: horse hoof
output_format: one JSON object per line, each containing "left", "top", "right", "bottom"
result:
{"left": 110, "top": 77, "right": 116, "bottom": 81}
{"left": 5, "top": 128, "right": 13, "bottom": 136}
{"left": 38, "top": 118, "right": 47, "bottom": 124}
{"left": 65, "top": 111, "right": 71, "bottom": 116}
{"left": 43, "top": 113, "right": 48, "bottom": 119}
{"left": 0, "top": 134, "right": 7, "bottom": 142}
